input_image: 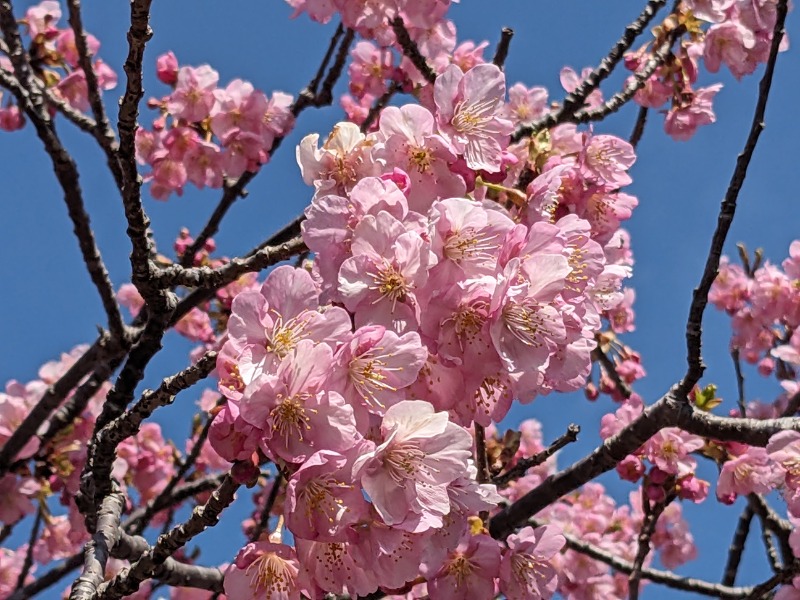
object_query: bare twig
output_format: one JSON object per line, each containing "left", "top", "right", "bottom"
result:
{"left": 248, "top": 474, "right": 284, "bottom": 542}
{"left": 492, "top": 27, "right": 514, "bottom": 69}
{"left": 14, "top": 505, "right": 43, "bottom": 590}
{"left": 629, "top": 106, "right": 649, "bottom": 148}
{"left": 65, "top": 0, "right": 123, "bottom": 187}
{"left": 722, "top": 504, "right": 754, "bottom": 587}
{"left": 391, "top": 16, "right": 436, "bottom": 83}
{"left": 629, "top": 495, "right": 670, "bottom": 600}
{"left": 493, "top": 424, "right": 580, "bottom": 487}
{"left": 732, "top": 348, "right": 747, "bottom": 417}
{"left": 361, "top": 80, "right": 402, "bottom": 133}
{"left": 592, "top": 340, "right": 633, "bottom": 399}
{"left": 512, "top": 0, "right": 668, "bottom": 140}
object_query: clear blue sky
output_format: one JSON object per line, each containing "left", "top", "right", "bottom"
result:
{"left": 2, "top": 1, "right": 798, "bottom": 597}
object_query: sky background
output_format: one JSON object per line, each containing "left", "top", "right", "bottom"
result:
{"left": 2, "top": 1, "right": 799, "bottom": 598}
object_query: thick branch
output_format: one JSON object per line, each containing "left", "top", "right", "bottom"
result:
{"left": 97, "top": 475, "right": 240, "bottom": 599}
{"left": 70, "top": 489, "right": 126, "bottom": 600}
{"left": 159, "top": 236, "right": 307, "bottom": 289}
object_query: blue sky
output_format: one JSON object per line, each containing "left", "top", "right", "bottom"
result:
{"left": 2, "top": 1, "right": 799, "bottom": 597}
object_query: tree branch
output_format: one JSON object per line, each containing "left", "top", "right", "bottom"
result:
{"left": 391, "top": 16, "right": 436, "bottom": 84}
{"left": 96, "top": 474, "right": 240, "bottom": 599}
{"left": 677, "top": 0, "right": 788, "bottom": 399}
{"left": 492, "top": 27, "right": 514, "bottom": 69}
{"left": 722, "top": 504, "right": 754, "bottom": 587}
{"left": 492, "top": 424, "right": 580, "bottom": 487}
{"left": 512, "top": 0, "right": 668, "bottom": 140}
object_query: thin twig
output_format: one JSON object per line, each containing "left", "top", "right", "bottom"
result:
{"left": 14, "top": 505, "right": 43, "bottom": 590}
{"left": 492, "top": 27, "right": 514, "bottom": 69}
{"left": 722, "top": 504, "right": 754, "bottom": 587}
{"left": 677, "top": 0, "right": 788, "bottom": 399}
{"left": 391, "top": 16, "right": 436, "bottom": 83}
{"left": 629, "top": 106, "right": 649, "bottom": 148}
{"left": 474, "top": 424, "right": 490, "bottom": 484}
{"left": 493, "top": 424, "right": 580, "bottom": 487}
{"left": 248, "top": 474, "right": 284, "bottom": 542}
{"left": 361, "top": 80, "right": 401, "bottom": 133}
{"left": 512, "top": 0, "right": 668, "bottom": 140}
{"left": 732, "top": 348, "right": 747, "bottom": 417}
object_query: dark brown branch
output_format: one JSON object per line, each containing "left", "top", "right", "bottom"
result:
{"left": 732, "top": 348, "right": 747, "bottom": 417}
{"left": 592, "top": 340, "right": 633, "bottom": 399}
{"left": 65, "top": 0, "right": 123, "bottom": 187}
{"left": 474, "top": 423, "right": 490, "bottom": 484}
{"left": 70, "top": 488, "right": 126, "bottom": 600}
{"left": 98, "top": 351, "right": 217, "bottom": 450}
{"left": 492, "top": 27, "right": 514, "bottom": 69}
{"left": 130, "top": 404, "right": 223, "bottom": 534}
{"left": 0, "top": 333, "right": 112, "bottom": 475}
{"left": 96, "top": 475, "right": 240, "bottom": 599}
{"left": 539, "top": 518, "right": 779, "bottom": 598}
{"left": 126, "top": 472, "right": 227, "bottom": 534}
{"left": 489, "top": 393, "right": 675, "bottom": 539}
{"left": 158, "top": 236, "right": 307, "bottom": 289}
{"left": 512, "top": 0, "right": 668, "bottom": 140}
{"left": 629, "top": 106, "right": 649, "bottom": 148}
{"left": 722, "top": 505, "right": 754, "bottom": 587}
{"left": 15, "top": 505, "right": 43, "bottom": 591}
{"left": 493, "top": 424, "right": 580, "bottom": 487}
{"left": 629, "top": 496, "right": 670, "bottom": 600}
{"left": 248, "top": 474, "right": 284, "bottom": 542}
{"left": 677, "top": 0, "right": 788, "bottom": 399}
{"left": 391, "top": 16, "right": 436, "bottom": 84}
{"left": 361, "top": 81, "right": 402, "bottom": 133}
{"left": 0, "top": 42, "right": 125, "bottom": 343}
{"left": 675, "top": 404, "right": 800, "bottom": 446}
{"left": 748, "top": 494, "right": 794, "bottom": 565}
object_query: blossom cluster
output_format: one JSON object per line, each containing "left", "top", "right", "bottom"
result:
{"left": 625, "top": 0, "right": 788, "bottom": 140}
{"left": 133, "top": 53, "right": 295, "bottom": 199}
{"left": 205, "top": 58, "right": 645, "bottom": 598}
{"left": 0, "top": 347, "right": 229, "bottom": 597}
{"left": 0, "top": 1, "right": 117, "bottom": 131}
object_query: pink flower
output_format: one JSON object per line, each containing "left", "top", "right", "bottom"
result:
{"left": 338, "top": 211, "right": 431, "bottom": 332}
{"left": 503, "top": 83, "right": 549, "bottom": 127}
{"left": 499, "top": 524, "right": 565, "bottom": 599}
{"left": 717, "top": 447, "right": 784, "bottom": 499}
{"left": 331, "top": 325, "right": 428, "bottom": 423}
{"left": 425, "top": 534, "right": 502, "bottom": 600}
{"left": 664, "top": 84, "right": 723, "bottom": 141}
{"left": 353, "top": 400, "right": 473, "bottom": 531}
{"left": 434, "top": 64, "right": 514, "bottom": 173}
{"left": 167, "top": 65, "right": 219, "bottom": 122}
{"left": 377, "top": 104, "right": 467, "bottom": 212}
{"left": 25, "top": 1, "right": 61, "bottom": 39}
{"left": 240, "top": 342, "right": 360, "bottom": 463}
{"left": 285, "top": 450, "right": 370, "bottom": 542}
{"left": 224, "top": 542, "right": 302, "bottom": 599}
{"left": 156, "top": 51, "right": 179, "bottom": 85}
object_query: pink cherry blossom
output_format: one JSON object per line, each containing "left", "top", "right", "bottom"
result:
{"left": 499, "top": 524, "right": 565, "bottom": 600}
{"left": 434, "top": 63, "right": 514, "bottom": 173}
{"left": 224, "top": 541, "right": 302, "bottom": 599}
{"left": 353, "top": 400, "right": 472, "bottom": 531}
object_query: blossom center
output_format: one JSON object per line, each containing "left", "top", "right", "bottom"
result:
{"left": 245, "top": 552, "right": 294, "bottom": 595}
{"left": 270, "top": 396, "right": 312, "bottom": 443}
{"left": 445, "top": 554, "right": 474, "bottom": 587}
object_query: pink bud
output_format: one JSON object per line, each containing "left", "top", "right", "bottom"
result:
{"left": 156, "top": 51, "right": 179, "bottom": 86}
